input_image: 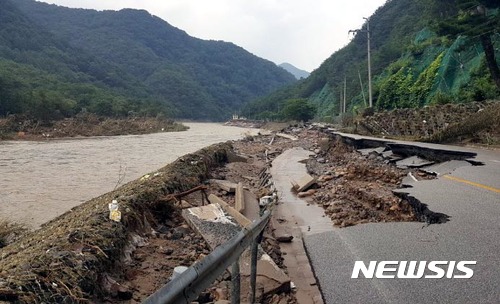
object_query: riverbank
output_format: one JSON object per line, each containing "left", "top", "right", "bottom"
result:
{"left": 0, "top": 113, "right": 188, "bottom": 140}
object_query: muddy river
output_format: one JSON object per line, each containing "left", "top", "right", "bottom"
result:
{"left": 0, "top": 123, "right": 258, "bottom": 228}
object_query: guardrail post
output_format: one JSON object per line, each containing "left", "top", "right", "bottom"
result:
{"left": 249, "top": 238, "right": 259, "bottom": 303}
{"left": 231, "top": 258, "right": 241, "bottom": 304}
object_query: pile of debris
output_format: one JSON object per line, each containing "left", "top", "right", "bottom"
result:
{"left": 356, "top": 101, "right": 499, "bottom": 145}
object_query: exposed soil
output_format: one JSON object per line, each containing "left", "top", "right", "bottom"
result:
{"left": 0, "top": 113, "right": 187, "bottom": 140}
{"left": 304, "top": 136, "right": 435, "bottom": 227}
{"left": 0, "top": 125, "right": 437, "bottom": 303}
{"left": 356, "top": 101, "right": 500, "bottom": 147}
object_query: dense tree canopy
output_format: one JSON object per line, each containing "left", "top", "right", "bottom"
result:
{"left": 282, "top": 99, "right": 316, "bottom": 122}
{"left": 0, "top": 0, "right": 296, "bottom": 121}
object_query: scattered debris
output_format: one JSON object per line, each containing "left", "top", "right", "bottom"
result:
{"left": 293, "top": 174, "right": 317, "bottom": 193}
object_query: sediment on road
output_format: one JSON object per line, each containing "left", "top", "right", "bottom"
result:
{"left": 0, "top": 142, "right": 231, "bottom": 303}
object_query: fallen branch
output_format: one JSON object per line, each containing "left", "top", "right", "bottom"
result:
{"left": 159, "top": 185, "right": 208, "bottom": 202}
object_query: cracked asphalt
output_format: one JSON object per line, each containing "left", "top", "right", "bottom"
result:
{"left": 281, "top": 133, "right": 500, "bottom": 304}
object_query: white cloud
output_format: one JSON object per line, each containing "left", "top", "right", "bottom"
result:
{"left": 37, "top": 0, "right": 386, "bottom": 71}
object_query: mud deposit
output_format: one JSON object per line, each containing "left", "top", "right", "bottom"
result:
{"left": 0, "top": 126, "right": 440, "bottom": 303}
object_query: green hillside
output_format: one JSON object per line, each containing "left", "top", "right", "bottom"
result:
{"left": 242, "top": 0, "right": 500, "bottom": 121}
{"left": 0, "top": 0, "right": 296, "bottom": 121}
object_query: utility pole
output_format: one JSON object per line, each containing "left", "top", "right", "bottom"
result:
{"left": 349, "top": 17, "right": 373, "bottom": 108}
{"left": 339, "top": 85, "right": 343, "bottom": 114}
{"left": 364, "top": 17, "right": 373, "bottom": 109}
{"left": 343, "top": 76, "right": 347, "bottom": 113}
{"left": 358, "top": 70, "right": 367, "bottom": 107}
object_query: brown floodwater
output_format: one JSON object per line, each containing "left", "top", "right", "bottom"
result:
{"left": 0, "top": 123, "right": 258, "bottom": 228}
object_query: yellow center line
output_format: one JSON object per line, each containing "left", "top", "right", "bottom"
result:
{"left": 443, "top": 175, "right": 500, "bottom": 194}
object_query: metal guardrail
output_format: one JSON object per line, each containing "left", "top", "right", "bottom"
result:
{"left": 144, "top": 210, "right": 271, "bottom": 304}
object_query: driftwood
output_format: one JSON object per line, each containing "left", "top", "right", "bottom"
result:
{"left": 159, "top": 185, "right": 209, "bottom": 205}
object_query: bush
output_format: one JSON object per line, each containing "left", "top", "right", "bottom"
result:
{"left": 430, "top": 92, "right": 453, "bottom": 105}
{"left": 281, "top": 98, "right": 316, "bottom": 122}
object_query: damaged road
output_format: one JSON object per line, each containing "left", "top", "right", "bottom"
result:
{"left": 1, "top": 125, "right": 498, "bottom": 303}
{"left": 303, "top": 132, "right": 500, "bottom": 304}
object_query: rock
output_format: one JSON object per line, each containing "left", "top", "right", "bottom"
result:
{"left": 318, "top": 175, "right": 334, "bottom": 182}
{"left": 298, "top": 189, "right": 316, "bottom": 198}
{"left": 213, "top": 288, "right": 228, "bottom": 301}
{"left": 318, "top": 137, "right": 330, "bottom": 152}
{"left": 171, "top": 226, "right": 191, "bottom": 240}
{"left": 180, "top": 200, "right": 192, "bottom": 209}
{"left": 276, "top": 235, "right": 294, "bottom": 243}
{"left": 134, "top": 253, "right": 146, "bottom": 262}
{"left": 163, "top": 248, "right": 174, "bottom": 255}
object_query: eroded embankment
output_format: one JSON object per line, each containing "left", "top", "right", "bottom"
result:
{"left": 0, "top": 142, "right": 231, "bottom": 303}
{"left": 316, "top": 132, "right": 479, "bottom": 226}
{"left": 356, "top": 101, "right": 500, "bottom": 145}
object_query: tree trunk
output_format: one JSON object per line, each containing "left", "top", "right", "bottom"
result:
{"left": 480, "top": 34, "right": 500, "bottom": 90}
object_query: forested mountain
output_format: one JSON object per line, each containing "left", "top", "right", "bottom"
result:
{"left": 242, "top": 0, "right": 500, "bottom": 121}
{"left": 0, "top": 0, "right": 296, "bottom": 121}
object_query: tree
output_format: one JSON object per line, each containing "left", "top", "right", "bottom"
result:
{"left": 281, "top": 98, "right": 316, "bottom": 122}
{"left": 438, "top": 0, "right": 500, "bottom": 89}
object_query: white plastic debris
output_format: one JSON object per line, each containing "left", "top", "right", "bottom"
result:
{"left": 259, "top": 192, "right": 277, "bottom": 207}
{"left": 108, "top": 200, "right": 121, "bottom": 222}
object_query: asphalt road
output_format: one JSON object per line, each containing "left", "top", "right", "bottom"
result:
{"left": 288, "top": 134, "right": 500, "bottom": 303}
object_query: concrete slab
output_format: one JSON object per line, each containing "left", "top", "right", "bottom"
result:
{"left": 240, "top": 251, "right": 291, "bottom": 300}
{"left": 235, "top": 182, "right": 245, "bottom": 213}
{"left": 207, "top": 194, "right": 251, "bottom": 227}
{"left": 295, "top": 174, "right": 316, "bottom": 193}
{"left": 381, "top": 150, "right": 404, "bottom": 161}
{"left": 182, "top": 203, "right": 240, "bottom": 248}
{"left": 357, "top": 147, "right": 386, "bottom": 156}
{"left": 396, "top": 155, "right": 434, "bottom": 168}
{"left": 242, "top": 189, "right": 260, "bottom": 222}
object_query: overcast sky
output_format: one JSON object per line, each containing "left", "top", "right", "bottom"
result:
{"left": 37, "top": 0, "right": 387, "bottom": 72}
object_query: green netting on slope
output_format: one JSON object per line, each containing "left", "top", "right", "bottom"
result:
{"left": 414, "top": 28, "right": 435, "bottom": 44}
{"left": 431, "top": 36, "right": 484, "bottom": 96}
{"left": 309, "top": 82, "right": 339, "bottom": 118}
